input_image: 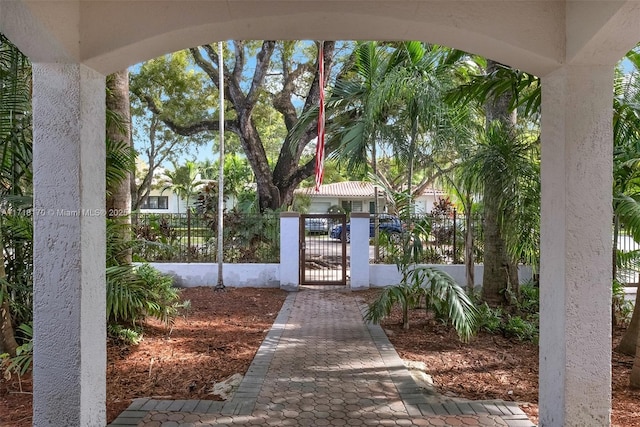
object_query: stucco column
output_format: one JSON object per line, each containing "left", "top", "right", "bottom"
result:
{"left": 279, "top": 212, "right": 300, "bottom": 291}
{"left": 32, "top": 63, "right": 106, "bottom": 426}
{"left": 349, "top": 213, "right": 370, "bottom": 289}
{"left": 539, "top": 65, "right": 612, "bottom": 426}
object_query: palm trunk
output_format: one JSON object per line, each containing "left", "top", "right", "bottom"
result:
{"left": 0, "top": 298, "right": 18, "bottom": 357}
{"left": 464, "top": 199, "right": 475, "bottom": 293}
{"left": 630, "top": 325, "right": 640, "bottom": 387}
{"left": 616, "top": 290, "right": 640, "bottom": 356}
{"left": 481, "top": 59, "right": 519, "bottom": 306}
{"left": 106, "top": 69, "right": 132, "bottom": 264}
{"left": 481, "top": 184, "right": 511, "bottom": 306}
{"left": 0, "top": 230, "right": 18, "bottom": 357}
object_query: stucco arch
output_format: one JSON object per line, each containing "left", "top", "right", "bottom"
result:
{"left": 1, "top": 1, "right": 639, "bottom": 77}
{"left": 4, "top": 1, "right": 640, "bottom": 426}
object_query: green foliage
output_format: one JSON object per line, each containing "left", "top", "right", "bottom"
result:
{"left": 161, "top": 160, "right": 204, "bottom": 212}
{"left": 106, "top": 137, "right": 136, "bottom": 198}
{"left": 107, "top": 324, "right": 143, "bottom": 345}
{"left": 2, "top": 208, "right": 33, "bottom": 326}
{"left": 475, "top": 304, "right": 503, "bottom": 333}
{"left": 515, "top": 283, "right": 540, "bottom": 315}
{"left": 1, "top": 323, "right": 33, "bottom": 378}
{"left": 613, "top": 280, "right": 633, "bottom": 327}
{"left": 474, "top": 284, "right": 539, "bottom": 342}
{"left": 106, "top": 263, "right": 182, "bottom": 327}
{"left": 131, "top": 215, "right": 181, "bottom": 262}
{"left": 366, "top": 219, "right": 478, "bottom": 342}
{"left": 503, "top": 315, "right": 538, "bottom": 342}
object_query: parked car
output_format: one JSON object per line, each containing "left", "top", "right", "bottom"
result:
{"left": 305, "top": 217, "right": 329, "bottom": 234}
{"left": 330, "top": 214, "right": 403, "bottom": 242}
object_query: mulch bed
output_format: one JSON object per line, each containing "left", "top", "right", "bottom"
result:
{"left": 1, "top": 286, "right": 640, "bottom": 426}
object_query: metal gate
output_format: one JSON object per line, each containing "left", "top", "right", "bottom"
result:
{"left": 300, "top": 213, "right": 347, "bottom": 285}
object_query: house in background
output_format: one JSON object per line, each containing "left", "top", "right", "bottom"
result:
{"left": 295, "top": 181, "right": 447, "bottom": 214}
{"left": 136, "top": 162, "right": 241, "bottom": 214}
{"left": 138, "top": 188, "right": 190, "bottom": 214}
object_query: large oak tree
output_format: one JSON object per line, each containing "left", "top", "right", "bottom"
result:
{"left": 134, "top": 41, "right": 336, "bottom": 212}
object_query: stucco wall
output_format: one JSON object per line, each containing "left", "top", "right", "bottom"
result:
{"left": 147, "top": 263, "right": 281, "bottom": 288}
{"left": 369, "top": 264, "right": 533, "bottom": 288}
{"left": 147, "top": 262, "right": 533, "bottom": 289}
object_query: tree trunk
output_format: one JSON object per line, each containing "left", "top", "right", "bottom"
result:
{"left": 617, "top": 289, "right": 640, "bottom": 356}
{"left": 613, "top": 216, "right": 620, "bottom": 328}
{"left": 106, "top": 70, "right": 132, "bottom": 264}
{"left": 0, "top": 298, "right": 18, "bottom": 357}
{"left": 481, "top": 184, "right": 511, "bottom": 305}
{"left": 481, "top": 59, "right": 519, "bottom": 306}
{"left": 630, "top": 322, "right": 640, "bottom": 387}
{"left": 464, "top": 198, "right": 475, "bottom": 293}
{"left": 0, "top": 230, "right": 18, "bottom": 356}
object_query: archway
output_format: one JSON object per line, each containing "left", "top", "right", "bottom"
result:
{"left": 3, "top": 2, "right": 640, "bottom": 425}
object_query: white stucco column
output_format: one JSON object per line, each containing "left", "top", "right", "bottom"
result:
{"left": 279, "top": 212, "right": 300, "bottom": 291}
{"left": 539, "top": 65, "right": 613, "bottom": 426}
{"left": 350, "top": 213, "right": 370, "bottom": 289}
{"left": 32, "top": 63, "right": 106, "bottom": 426}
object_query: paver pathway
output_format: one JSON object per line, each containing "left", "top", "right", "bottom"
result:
{"left": 110, "top": 287, "right": 535, "bottom": 427}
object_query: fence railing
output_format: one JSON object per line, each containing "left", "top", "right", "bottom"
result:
{"left": 131, "top": 211, "right": 486, "bottom": 265}
{"left": 372, "top": 211, "right": 484, "bottom": 265}
{"left": 131, "top": 211, "right": 279, "bottom": 263}
{"left": 616, "top": 225, "right": 640, "bottom": 286}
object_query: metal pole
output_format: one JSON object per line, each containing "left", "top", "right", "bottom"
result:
{"left": 216, "top": 41, "right": 225, "bottom": 290}
{"left": 452, "top": 208, "right": 457, "bottom": 263}
{"left": 187, "top": 209, "right": 191, "bottom": 262}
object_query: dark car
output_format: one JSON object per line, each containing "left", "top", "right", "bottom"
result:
{"left": 330, "top": 214, "right": 403, "bottom": 242}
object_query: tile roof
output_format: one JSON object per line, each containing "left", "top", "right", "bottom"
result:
{"left": 295, "top": 181, "right": 446, "bottom": 198}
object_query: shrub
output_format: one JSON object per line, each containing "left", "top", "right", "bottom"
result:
{"left": 365, "top": 223, "right": 478, "bottom": 342}
{"left": 1, "top": 323, "right": 33, "bottom": 379}
{"left": 503, "top": 315, "right": 538, "bottom": 342}
{"left": 475, "top": 287, "right": 539, "bottom": 343}
{"left": 106, "top": 263, "right": 182, "bottom": 328}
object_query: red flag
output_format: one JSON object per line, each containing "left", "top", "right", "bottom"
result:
{"left": 315, "top": 42, "right": 325, "bottom": 192}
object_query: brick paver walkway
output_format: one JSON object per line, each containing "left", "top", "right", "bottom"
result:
{"left": 109, "top": 287, "right": 535, "bottom": 427}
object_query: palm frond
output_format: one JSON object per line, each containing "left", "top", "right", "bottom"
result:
{"left": 412, "top": 266, "right": 478, "bottom": 342}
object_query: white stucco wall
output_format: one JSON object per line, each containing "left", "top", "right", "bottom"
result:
{"left": 147, "top": 262, "right": 533, "bottom": 291}
{"left": 148, "top": 263, "right": 280, "bottom": 288}
{"left": 369, "top": 264, "right": 533, "bottom": 288}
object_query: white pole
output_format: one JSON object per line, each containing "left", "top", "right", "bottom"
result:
{"left": 216, "top": 41, "right": 225, "bottom": 290}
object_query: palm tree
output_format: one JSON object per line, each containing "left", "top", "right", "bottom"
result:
{"left": 457, "top": 121, "right": 539, "bottom": 305}
{"left": 611, "top": 50, "right": 640, "bottom": 359}
{"left": 445, "top": 56, "right": 542, "bottom": 305}
{"left": 372, "top": 43, "right": 461, "bottom": 202}
{"left": 106, "top": 69, "right": 135, "bottom": 264}
{"left": 161, "top": 160, "right": 204, "bottom": 213}
{"left": 0, "top": 33, "right": 32, "bottom": 357}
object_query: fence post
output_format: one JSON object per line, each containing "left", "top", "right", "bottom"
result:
{"left": 187, "top": 209, "right": 191, "bottom": 262}
{"left": 279, "top": 212, "right": 300, "bottom": 291}
{"left": 350, "top": 213, "right": 370, "bottom": 289}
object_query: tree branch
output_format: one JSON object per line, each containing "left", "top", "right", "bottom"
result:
{"left": 141, "top": 94, "right": 239, "bottom": 136}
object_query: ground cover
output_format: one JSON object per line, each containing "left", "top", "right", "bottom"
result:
{"left": 1, "top": 286, "right": 638, "bottom": 426}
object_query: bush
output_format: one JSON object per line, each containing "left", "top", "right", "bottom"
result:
{"left": 1, "top": 323, "right": 33, "bottom": 379}
{"left": 503, "top": 315, "right": 538, "bottom": 342}
{"left": 476, "top": 303, "right": 504, "bottom": 333}
{"left": 475, "top": 286, "right": 539, "bottom": 343}
{"left": 365, "top": 220, "right": 478, "bottom": 342}
{"left": 613, "top": 280, "right": 633, "bottom": 327}
{"left": 106, "top": 263, "right": 182, "bottom": 328}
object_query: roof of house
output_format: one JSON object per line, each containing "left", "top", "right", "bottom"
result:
{"left": 295, "top": 181, "right": 446, "bottom": 198}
